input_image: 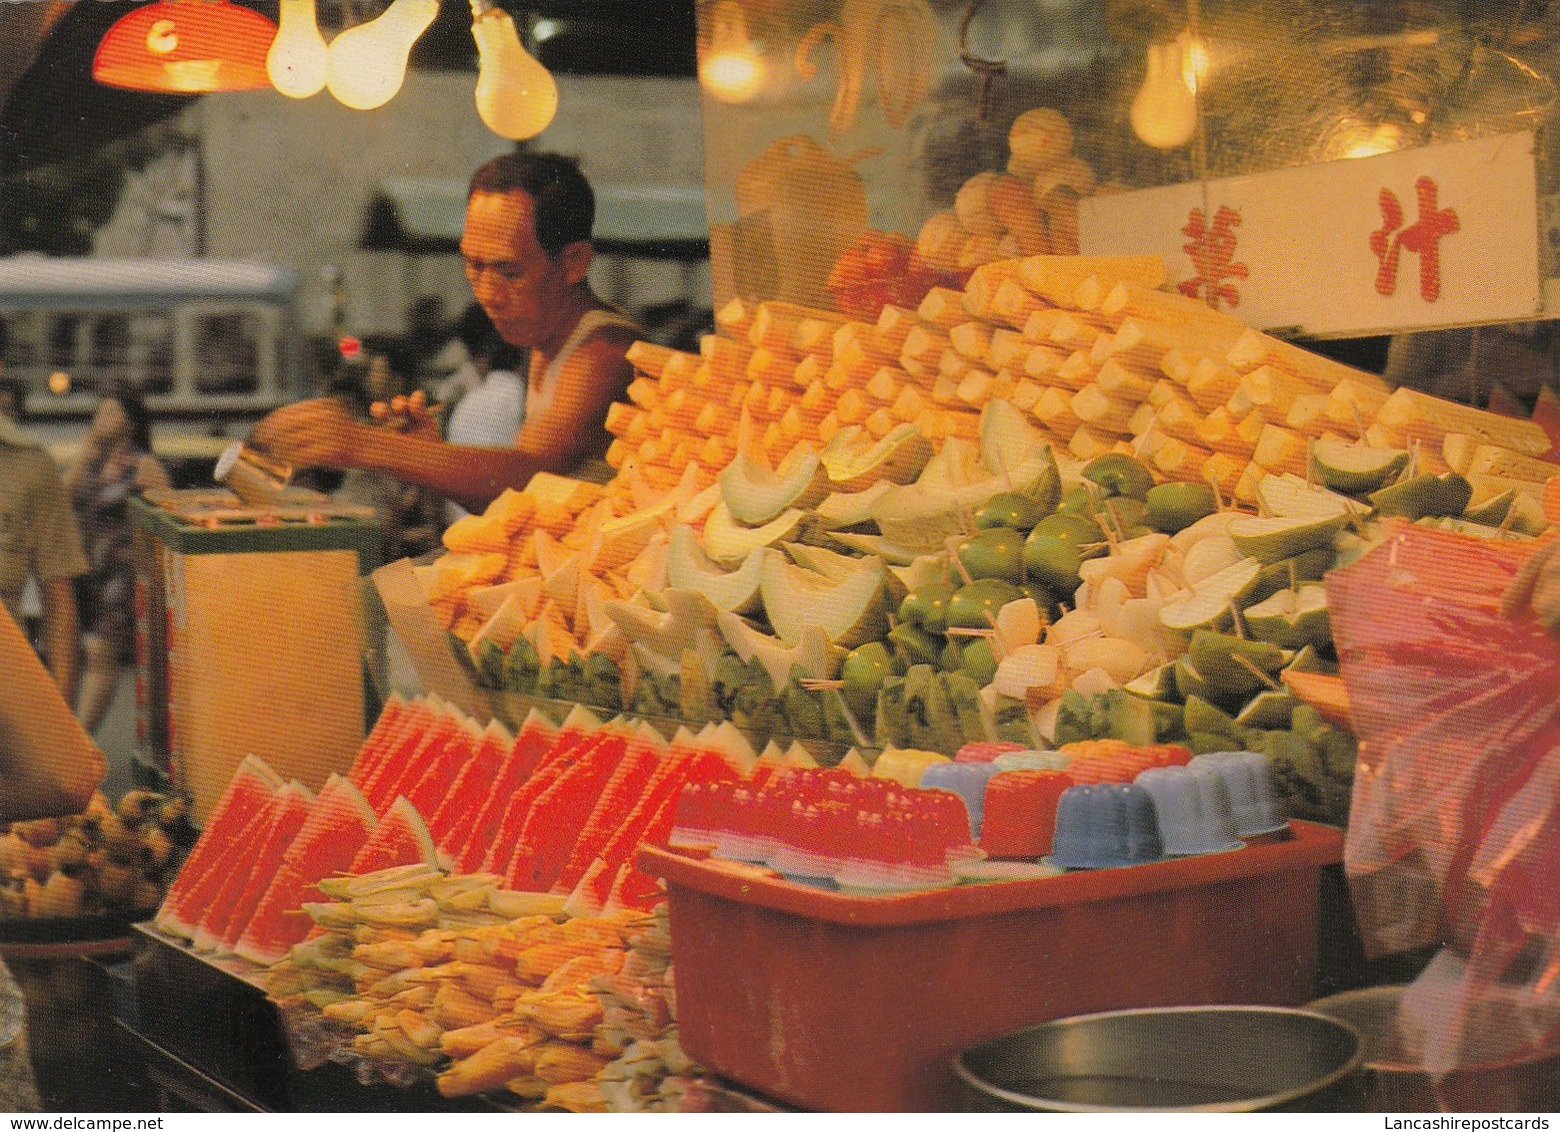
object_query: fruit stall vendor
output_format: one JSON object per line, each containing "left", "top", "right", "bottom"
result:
{"left": 0, "top": 606, "right": 106, "bottom": 1110}
{"left": 252, "top": 153, "right": 641, "bottom": 515}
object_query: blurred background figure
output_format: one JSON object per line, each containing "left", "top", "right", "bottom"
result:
{"left": 64, "top": 383, "right": 170, "bottom": 734}
{"left": 330, "top": 338, "right": 443, "bottom": 560}
{"left": 403, "top": 293, "right": 466, "bottom": 396}
{"left": 0, "top": 318, "right": 87, "bottom": 701}
{"left": 444, "top": 305, "right": 525, "bottom": 522}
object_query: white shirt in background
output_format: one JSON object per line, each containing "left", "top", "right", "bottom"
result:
{"left": 444, "top": 367, "right": 525, "bottom": 523}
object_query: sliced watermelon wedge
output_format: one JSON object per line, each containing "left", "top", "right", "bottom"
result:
{"left": 362, "top": 699, "right": 459, "bottom": 814}
{"left": 553, "top": 741, "right": 664, "bottom": 893}
{"left": 187, "top": 793, "right": 281, "bottom": 952}
{"left": 428, "top": 719, "right": 511, "bottom": 852}
{"left": 213, "top": 782, "right": 315, "bottom": 954}
{"left": 504, "top": 732, "right": 629, "bottom": 891}
{"left": 348, "top": 796, "right": 440, "bottom": 875}
{"left": 233, "top": 775, "right": 377, "bottom": 966}
{"left": 449, "top": 710, "right": 557, "bottom": 873}
{"left": 357, "top": 695, "right": 439, "bottom": 802}
{"left": 478, "top": 728, "right": 600, "bottom": 875}
{"left": 606, "top": 788, "right": 680, "bottom": 912}
{"left": 348, "top": 693, "right": 416, "bottom": 792}
{"left": 155, "top": 755, "right": 282, "bottom": 938}
{"left": 404, "top": 716, "right": 485, "bottom": 821}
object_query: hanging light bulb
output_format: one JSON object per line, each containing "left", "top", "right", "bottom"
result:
{"left": 325, "top": 0, "right": 438, "bottom": 111}
{"left": 698, "top": 0, "right": 765, "bottom": 104}
{"left": 268, "top": 0, "right": 329, "bottom": 98}
{"left": 93, "top": 0, "right": 277, "bottom": 93}
{"left": 1130, "top": 30, "right": 1207, "bottom": 149}
{"left": 470, "top": 0, "right": 558, "bottom": 140}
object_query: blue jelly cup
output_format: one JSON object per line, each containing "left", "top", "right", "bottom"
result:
{"left": 1189, "top": 751, "right": 1288, "bottom": 837}
{"left": 1135, "top": 764, "right": 1243, "bottom": 856}
{"left": 919, "top": 761, "right": 1000, "bottom": 839}
{"left": 1046, "top": 782, "right": 1165, "bottom": 869}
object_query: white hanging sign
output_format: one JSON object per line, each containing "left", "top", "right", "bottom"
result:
{"left": 1078, "top": 131, "right": 1542, "bottom": 337}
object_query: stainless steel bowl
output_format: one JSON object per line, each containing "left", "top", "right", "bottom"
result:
{"left": 954, "top": 1005, "right": 1365, "bottom": 1112}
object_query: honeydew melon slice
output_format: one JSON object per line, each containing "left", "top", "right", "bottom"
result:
{"left": 837, "top": 749, "right": 873, "bottom": 776}
{"left": 720, "top": 447, "right": 831, "bottom": 526}
{"left": 624, "top": 531, "right": 670, "bottom": 595}
{"left": 1256, "top": 474, "right": 1364, "bottom": 520}
{"left": 716, "top": 611, "right": 839, "bottom": 689}
{"left": 1369, "top": 472, "right": 1473, "bottom": 520}
{"left": 1228, "top": 513, "right": 1349, "bottom": 564}
{"left": 759, "top": 549, "right": 889, "bottom": 650}
{"left": 819, "top": 423, "right": 934, "bottom": 492}
{"left": 888, "top": 553, "right": 951, "bottom": 594}
{"left": 469, "top": 591, "right": 528, "bottom": 655}
{"left": 1242, "top": 583, "right": 1331, "bottom": 650}
{"left": 980, "top": 399, "right": 1059, "bottom": 497}
{"left": 701, "top": 501, "right": 806, "bottom": 564}
{"left": 1159, "top": 556, "right": 1262, "bottom": 636}
{"left": 827, "top": 531, "right": 922, "bottom": 566}
{"left": 665, "top": 525, "right": 764, "bottom": 614}
{"left": 1309, "top": 439, "right": 1409, "bottom": 495}
{"left": 783, "top": 542, "right": 871, "bottom": 584}
{"left": 814, "top": 481, "right": 894, "bottom": 529}
{"left": 995, "top": 597, "right": 1044, "bottom": 650}
{"left": 604, "top": 588, "right": 722, "bottom": 662}
{"left": 1461, "top": 489, "right": 1516, "bottom": 527}
{"left": 676, "top": 481, "right": 723, "bottom": 525}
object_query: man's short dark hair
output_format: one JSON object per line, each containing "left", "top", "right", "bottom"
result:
{"left": 468, "top": 152, "right": 594, "bottom": 257}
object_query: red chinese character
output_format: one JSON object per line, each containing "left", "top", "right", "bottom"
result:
{"left": 1370, "top": 176, "right": 1459, "bottom": 302}
{"left": 1177, "top": 205, "right": 1248, "bottom": 310}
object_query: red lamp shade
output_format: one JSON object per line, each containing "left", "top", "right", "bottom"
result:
{"left": 93, "top": 0, "right": 278, "bottom": 93}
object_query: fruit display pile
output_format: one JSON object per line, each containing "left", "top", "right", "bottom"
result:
{"left": 264, "top": 865, "right": 694, "bottom": 1112}
{"left": 0, "top": 790, "right": 188, "bottom": 920}
{"left": 413, "top": 250, "right": 1557, "bottom": 828}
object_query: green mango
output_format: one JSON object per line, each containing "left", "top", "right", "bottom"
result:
{"left": 899, "top": 581, "right": 956, "bottom": 634}
{"left": 946, "top": 578, "right": 1025, "bottom": 629}
{"left": 976, "top": 490, "right": 1050, "bottom": 532}
{"left": 957, "top": 527, "right": 1027, "bottom": 584}
{"left": 961, "top": 637, "right": 998, "bottom": 686}
{"left": 1023, "top": 513, "right": 1108, "bottom": 594}
{"left": 1145, "top": 481, "right": 1219, "bottom": 533}
{"left": 1082, "top": 452, "right": 1156, "bottom": 499}
{"left": 1369, "top": 472, "right": 1474, "bottom": 520}
{"left": 841, "top": 641, "right": 895, "bottom": 723}
{"left": 1189, "top": 630, "right": 1285, "bottom": 701}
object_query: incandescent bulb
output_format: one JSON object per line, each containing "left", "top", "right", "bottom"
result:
{"left": 325, "top": 0, "right": 437, "bottom": 111}
{"left": 1130, "top": 31, "right": 1205, "bottom": 149}
{"left": 470, "top": 0, "right": 558, "bottom": 140}
{"left": 268, "top": 0, "right": 328, "bottom": 98}
{"left": 698, "top": 0, "right": 765, "bottom": 104}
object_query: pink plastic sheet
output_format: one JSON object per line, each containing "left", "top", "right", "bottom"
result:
{"left": 1328, "top": 521, "right": 1560, "bottom": 1073}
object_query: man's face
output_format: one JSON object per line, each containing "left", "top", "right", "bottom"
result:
{"left": 460, "top": 189, "right": 579, "bottom": 349}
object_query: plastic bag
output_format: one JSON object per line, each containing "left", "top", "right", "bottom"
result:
{"left": 1328, "top": 521, "right": 1560, "bottom": 1073}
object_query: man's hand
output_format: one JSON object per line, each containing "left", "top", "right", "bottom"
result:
{"left": 250, "top": 398, "right": 367, "bottom": 470}
{"left": 1501, "top": 539, "right": 1560, "bottom": 636}
{"left": 370, "top": 389, "right": 443, "bottom": 441}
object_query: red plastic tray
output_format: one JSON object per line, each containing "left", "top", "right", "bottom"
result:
{"left": 641, "top": 819, "right": 1345, "bottom": 1112}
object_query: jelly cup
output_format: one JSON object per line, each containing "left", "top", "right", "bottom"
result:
{"left": 991, "top": 750, "right": 1072, "bottom": 774}
{"left": 1189, "top": 751, "right": 1288, "bottom": 837}
{"left": 1135, "top": 764, "right": 1243, "bottom": 856}
{"left": 1047, "top": 782, "right": 1166, "bottom": 869}
{"left": 919, "top": 762, "right": 1000, "bottom": 839}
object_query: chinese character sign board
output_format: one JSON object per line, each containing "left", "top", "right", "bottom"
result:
{"left": 1079, "top": 132, "right": 1541, "bottom": 337}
